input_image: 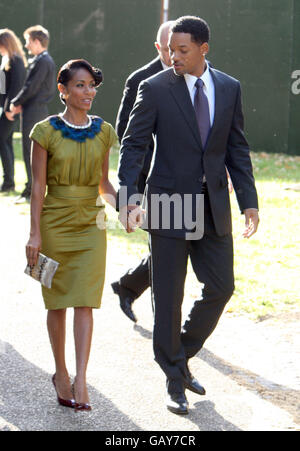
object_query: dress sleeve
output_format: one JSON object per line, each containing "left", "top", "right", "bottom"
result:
{"left": 105, "top": 122, "right": 118, "bottom": 152}
{"left": 29, "top": 120, "right": 51, "bottom": 151}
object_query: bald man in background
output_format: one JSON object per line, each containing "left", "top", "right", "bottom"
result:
{"left": 112, "top": 21, "right": 174, "bottom": 322}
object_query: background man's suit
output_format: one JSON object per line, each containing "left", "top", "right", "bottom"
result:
{"left": 11, "top": 51, "right": 56, "bottom": 198}
{"left": 0, "top": 55, "right": 26, "bottom": 191}
{"left": 118, "top": 66, "right": 258, "bottom": 388}
{"left": 114, "top": 56, "right": 164, "bottom": 304}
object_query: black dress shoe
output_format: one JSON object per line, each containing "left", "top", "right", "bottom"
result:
{"left": 111, "top": 281, "right": 137, "bottom": 323}
{"left": 166, "top": 391, "right": 189, "bottom": 415}
{"left": 184, "top": 374, "right": 206, "bottom": 396}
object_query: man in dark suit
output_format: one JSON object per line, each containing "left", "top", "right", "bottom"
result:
{"left": 118, "top": 16, "right": 259, "bottom": 415}
{"left": 10, "top": 25, "right": 56, "bottom": 203}
{"left": 111, "top": 21, "right": 174, "bottom": 323}
{"left": 0, "top": 38, "right": 26, "bottom": 192}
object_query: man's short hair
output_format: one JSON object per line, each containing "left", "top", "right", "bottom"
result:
{"left": 24, "top": 25, "right": 50, "bottom": 48}
{"left": 171, "top": 16, "right": 210, "bottom": 45}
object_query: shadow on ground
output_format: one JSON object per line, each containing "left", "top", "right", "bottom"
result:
{"left": 0, "top": 340, "right": 142, "bottom": 431}
{"left": 0, "top": 339, "right": 243, "bottom": 431}
{"left": 133, "top": 324, "right": 299, "bottom": 426}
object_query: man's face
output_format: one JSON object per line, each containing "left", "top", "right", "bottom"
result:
{"left": 168, "top": 32, "right": 208, "bottom": 76}
{"left": 0, "top": 46, "right": 7, "bottom": 57}
{"left": 24, "top": 35, "right": 38, "bottom": 55}
{"left": 155, "top": 41, "right": 172, "bottom": 67}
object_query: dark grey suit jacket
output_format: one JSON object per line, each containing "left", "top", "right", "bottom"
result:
{"left": 118, "top": 67, "right": 258, "bottom": 238}
{"left": 11, "top": 51, "right": 56, "bottom": 109}
{"left": 0, "top": 55, "right": 26, "bottom": 112}
{"left": 116, "top": 56, "right": 163, "bottom": 178}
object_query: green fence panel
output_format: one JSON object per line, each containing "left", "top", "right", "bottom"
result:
{"left": 0, "top": 0, "right": 43, "bottom": 31}
{"left": 43, "top": 0, "right": 161, "bottom": 125}
{"left": 289, "top": 0, "right": 300, "bottom": 155}
{"left": 1, "top": 0, "right": 299, "bottom": 154}
{"left": 0, "top": 0, "right": 161, "bottom": 127}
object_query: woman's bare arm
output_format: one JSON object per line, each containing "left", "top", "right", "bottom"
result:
{"left": 26, "top": 141, "right": 47, "bottom": 266}
{"left": 99, "top": 150, "right": 116, "bottom": 209}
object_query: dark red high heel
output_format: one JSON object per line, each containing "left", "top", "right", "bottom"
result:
{"left": 52, "top": 374, "right": 76, "bottom": 409}
{"left": 75, "top": 402, "right": 92, "bottom": 412}
{"left": 72, "top": 383, "right": 92, "bottom": 412}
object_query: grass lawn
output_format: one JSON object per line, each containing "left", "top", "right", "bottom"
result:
{"left": 1, "top": 135, "right": 300, "bottom": 320}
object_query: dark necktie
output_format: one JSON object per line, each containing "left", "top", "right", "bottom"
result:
{"left": 194, "top": 78, "right": 210, "bottom": 149}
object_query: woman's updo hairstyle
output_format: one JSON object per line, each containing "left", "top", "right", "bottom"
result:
{"left": 57, "top": 59, "right": 103, "bottom": 104}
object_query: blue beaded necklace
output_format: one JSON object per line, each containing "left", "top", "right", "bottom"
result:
{"left": 49, "top": 115, "right": 103, "bottom": 143}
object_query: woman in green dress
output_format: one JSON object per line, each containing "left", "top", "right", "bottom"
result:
{"left": 26, "top": 59, "right": 117, "bottom": 411}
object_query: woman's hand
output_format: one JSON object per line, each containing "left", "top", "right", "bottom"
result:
{"left": 26, "top": 234, "right": 42, "bottom": 267}
{"left": 5, "top": 111, "right": 15, "bottom": 121}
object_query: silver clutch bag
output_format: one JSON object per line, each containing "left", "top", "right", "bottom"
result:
{"left": 24, "top": 253, "right": 59, "bottom": 289}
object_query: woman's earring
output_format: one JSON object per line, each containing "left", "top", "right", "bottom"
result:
{"left": 59, "top": 92, "right": 66, "bottom": 104}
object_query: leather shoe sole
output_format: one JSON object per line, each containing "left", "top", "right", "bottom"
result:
{"left": 166, "top": 393, "right": 189, "bottom": 415}
{"left": 111, "top": 281, "right": 137, "bottom": 323}
{"left": 184, "top": 376, "right": 206, "bottom": 396}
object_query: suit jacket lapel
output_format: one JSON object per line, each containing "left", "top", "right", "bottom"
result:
{"left": 168, "top": 69, "right": 227, "bottom": 152}
{"left": 205, "top": 68, "right": 226, "bottom": 152}
{"left": 169, "top": 73, "right": 203, "bottom": 149}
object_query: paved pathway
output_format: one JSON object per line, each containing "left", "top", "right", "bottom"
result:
{"left": 0, "top": 199, "right": 299, "bottom": 431}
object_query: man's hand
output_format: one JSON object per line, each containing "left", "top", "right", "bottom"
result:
{"left": 243, "top": 208, "right": 259, "bottom": 238}
{"left": 128, "top": 205, "right": 145, "bottom": 230}
{"left": 5, "top": 111, "right": 15, "bottom": 121}
{"left": 119, "top": 205, "right": 134, "bottom": 233}
{"left": 119, "top": 205, "right": 145, "bottom": 233}
{"left": 226, "top": 169, "right": 233, "bottom": 193}
{"left": 10, "top": 104, "right": 22, "bottom": 115}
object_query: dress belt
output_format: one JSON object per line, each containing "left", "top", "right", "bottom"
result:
{"left": 47, "top": 185, "right": 99, "bottom": 198}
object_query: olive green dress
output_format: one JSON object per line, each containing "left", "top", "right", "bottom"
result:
{"left": 30, "top": 115, "right": 117, "bottom": 310}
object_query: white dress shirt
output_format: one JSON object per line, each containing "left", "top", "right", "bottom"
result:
{"left": 184, "top": 63, "right": 215, "bottom": 126}
{"left": 161, "top": 60, "right": 169, "bottom": 71}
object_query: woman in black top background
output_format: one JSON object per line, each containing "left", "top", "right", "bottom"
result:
{"left": 0, "top": 29, "right": 26, "bottom": 192}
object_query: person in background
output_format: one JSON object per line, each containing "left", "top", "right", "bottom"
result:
{"left": 26, "top": 59, "right": 117, "bottom": 411}
{"left": 111, "top": 21, "right": 174, "bottom": 323}
{"left": 0, "top": 29, "right": 26, "bottom": 192}
{"left": 10, "top": 25, "right": 56, "bottom": 203}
